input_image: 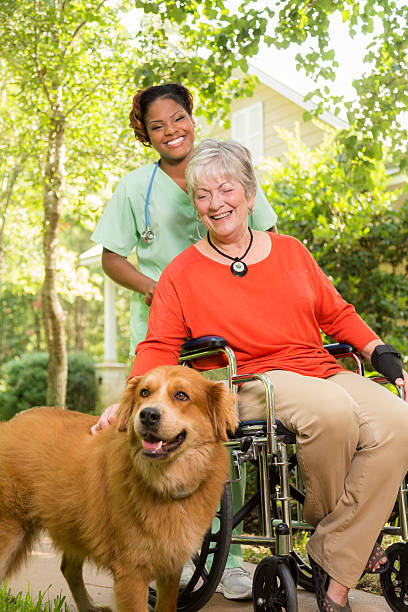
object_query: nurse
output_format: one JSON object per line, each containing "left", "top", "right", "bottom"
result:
{"left": 91, "top": 84, "right": 278, "bottom": 600}
{"left": 92, "top": 83, "right": 277, "bottom": 357}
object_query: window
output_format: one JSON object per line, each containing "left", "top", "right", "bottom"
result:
{"left": 231, "top": 101, "right": 264, "bottom": 166}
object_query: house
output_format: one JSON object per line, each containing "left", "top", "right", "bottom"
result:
{"left": 209, "top": 63, "right": 348, "bottom": 166}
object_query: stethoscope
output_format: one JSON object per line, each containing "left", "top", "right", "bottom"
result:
{"left": 141, "top": 161, "right": 159, "bottom": 243}
{"left": 141, "top": 160, "right": 204, "bottom": 244}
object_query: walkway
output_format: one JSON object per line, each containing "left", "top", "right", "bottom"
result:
{"left": 5, "top": 536, "right": 389, "bottom": 611}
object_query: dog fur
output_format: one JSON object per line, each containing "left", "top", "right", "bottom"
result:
{"left": 0, "top": 365, "right": 237, "bottom": 612}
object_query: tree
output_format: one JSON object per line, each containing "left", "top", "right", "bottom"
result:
{"left": 0, "top": 0, "right": 139, "bottom": 405}
{"left": 271, "top": 0, "right": 408, "bottom": 172}
{"left": 1, "top": 0, "right": 406, "bottom": 403}
{"left": 260, "top": 123, "right": 408, "bottom": 351}
{"left": 131, "top": 0, "right": 407, "bottom": 174}
{"left": 0, "top": 0, "right": 278, "bottom": 405}
{"left": 0, "top": 64, "right": 34, "bottom": 289}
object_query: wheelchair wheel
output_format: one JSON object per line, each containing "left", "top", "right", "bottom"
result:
{"left": 380, "top": 542, "right": 408, "bottom": 611}
{"left": 148, "top": 483, "right": 232, "bottom": 612}
{"left": 253, "top": 557, "right": 298, "bottom": 611}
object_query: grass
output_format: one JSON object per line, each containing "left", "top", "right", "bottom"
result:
{"left": 0, "top": 584, "right": 71, "bottom": 611}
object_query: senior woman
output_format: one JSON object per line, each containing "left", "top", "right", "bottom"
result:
{"left": 100, "top": 138, "right": 408, "bottom": 611}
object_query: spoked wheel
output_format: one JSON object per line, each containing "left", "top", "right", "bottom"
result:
{"left": 290, "top": 551, "right": 314, "bottom": 592}
{"left": 380, "top": 542, "right": 408, "bottom": 611}
{"left": 253, "top": 557, "right": 298, "bottom": 611}
{"left": 148, "top": 483, "right": 232, "bottom": 612}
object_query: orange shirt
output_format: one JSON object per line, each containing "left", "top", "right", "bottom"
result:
{"left": 130, "top": 234, "right": 378, "bottom": 379}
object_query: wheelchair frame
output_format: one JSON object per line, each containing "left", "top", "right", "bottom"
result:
{"left": 151, "top": 337, "right": 408, "bottom": 611}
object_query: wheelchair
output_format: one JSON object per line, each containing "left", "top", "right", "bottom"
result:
{"left": 147, "top": 336, "right": 408, "bottom": 612}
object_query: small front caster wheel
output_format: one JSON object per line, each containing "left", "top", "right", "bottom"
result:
{"left": 253, "top": 557, "right": 298, "bottom": 611}
{"left": 380, "top": 542, "right": 408, "bottom": 611}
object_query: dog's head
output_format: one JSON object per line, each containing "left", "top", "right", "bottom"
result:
{"left": 116, "top": 365, "right": 237, "bottom": 460}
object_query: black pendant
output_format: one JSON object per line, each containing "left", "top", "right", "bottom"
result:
{"left": 231, "top": 260, "right": 248, "bottom": 277}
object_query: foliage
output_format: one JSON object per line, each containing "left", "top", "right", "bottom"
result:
{"left": 0, "top": 583, "right": 69, "bottom": 611}
{"left": 0, "top": 0, "right": 144, "bottom": 405}
{"left": 129, "top": 0, "right": 407, "bottom": 171}
{"left": 0, "top": 0, "right": 406, "bottom": 390}
{"left": 270, "top": 0, "right": 408, "bottom": 173}
{"left": 0, "top": 291, "right": 43, "bottom": 365}
{"left": 0, "top": 352, "right": 96, "bottom": 420}
{"left": 0, "top": 353, "right": 49, "bottom": 420}
{"left": 131, "top": 1, "right": 274, "bottom": 124}
{"left": 0, "top": 270, "right": 130, "bottom": 367}
{"left": 0, "top": 0, "right": 276, "bottom": 404}
{"left": 260, "top": 124, "right": 408, "bottom": 353}
{"left": 66, "top": 352, "right": 97, "bottom": 413}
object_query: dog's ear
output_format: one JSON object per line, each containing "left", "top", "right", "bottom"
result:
{"left": 117, "top": 377, "right": 142, "bottom": 432}
{"left": 206, "top": 382, "right": 238, "bottom": 441}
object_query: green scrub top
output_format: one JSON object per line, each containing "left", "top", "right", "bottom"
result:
{"left": 91, "top": 163, "right": 278, "bottom": 355}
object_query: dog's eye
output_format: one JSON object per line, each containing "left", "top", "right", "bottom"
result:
{"left": 174, "top": 391, "right": 189, "bottom": 401}
{"left": 140, "top": 388, "right": 150, "bottom": 398}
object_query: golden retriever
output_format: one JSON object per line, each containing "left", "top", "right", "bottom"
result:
{"left": 0, "top": 365, "right": 237, "bottom": 612}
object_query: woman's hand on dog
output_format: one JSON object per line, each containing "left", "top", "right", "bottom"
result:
{"left": 91, "top": 403, "right": 120, "bottom": 435}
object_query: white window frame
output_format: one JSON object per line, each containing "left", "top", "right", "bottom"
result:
{"left": 231, "top": 101, "right": 264, "bottom": 166}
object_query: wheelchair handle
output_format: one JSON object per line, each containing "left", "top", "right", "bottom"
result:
{"left": 180, "top": 336, "right": 227, "bottom": 356}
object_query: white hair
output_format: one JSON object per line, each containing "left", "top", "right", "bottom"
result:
{"left": 186, "top": 139, "right": 257, "bottom": 205}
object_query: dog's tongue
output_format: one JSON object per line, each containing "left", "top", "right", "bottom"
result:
{"left": 142, "top": 439, "right": 164, "bottom": 453}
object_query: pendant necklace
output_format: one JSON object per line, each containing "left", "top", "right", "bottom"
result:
{"left": 207, "top": 228, "right": 253, "bottom": 277}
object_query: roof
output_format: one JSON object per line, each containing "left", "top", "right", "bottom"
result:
{"left": 248, "top": 63, "right": 349, "bottom": 131}
{"left": 78, "top": 244, "right": 102, "bottom": 267}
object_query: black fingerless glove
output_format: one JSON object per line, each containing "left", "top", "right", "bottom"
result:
{"left": 371, "top": 344, "right": 403, "bottom": 384}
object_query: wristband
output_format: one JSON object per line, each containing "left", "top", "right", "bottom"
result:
{"left": 371, "top": 344, "right": 403, "bottom": 384}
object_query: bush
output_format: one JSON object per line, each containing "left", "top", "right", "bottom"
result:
{"left": 0, "top": 352, "right": 96, "bottom": 420}
{"left": 260, "top": 125, "right": 408, "bottom": 353}
{"left": 66, "top": 352, "right": 97, "bottom": 413}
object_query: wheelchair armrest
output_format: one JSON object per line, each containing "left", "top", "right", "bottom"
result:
{"left": 324, "top": 342, "right": 359, "bottom": 358}
{"left": 181, "top": 339, "right": 360, "bottom": 359}
{"left": 180, "top": 335, "right": 227, "bottom": 358}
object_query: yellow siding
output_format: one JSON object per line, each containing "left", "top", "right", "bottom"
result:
{"left": 209, "top": 82, "right": 329, "bottom": 161}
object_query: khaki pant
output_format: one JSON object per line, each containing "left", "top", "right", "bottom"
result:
{"left": 239, "top": 370, "right": 408, "bottom": 588}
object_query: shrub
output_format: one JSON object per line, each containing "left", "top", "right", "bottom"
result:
{"left": 260, "top": 125, "right": 408, "bottom": 353}
{"left": 0, "top": 352, "right": 96, "bottom": 420}
{"left": 66, "top": 352, "right": 97, "bottom": 413}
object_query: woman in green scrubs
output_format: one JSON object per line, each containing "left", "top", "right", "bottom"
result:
{"left": 92, "top": 84, "right": 277, "bottom": 356}
{"left": 91, "top": 84, "right": 277, "bottom": 600}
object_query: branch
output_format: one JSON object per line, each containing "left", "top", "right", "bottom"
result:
{"left": 0, "top": 158, "right": 24, "bottom": 236}
{"left": 33, "top": 0, "right": 52, "bottom": 104}
{"left": 64, "top": 82, "right": 101, "bottom": 116}
{"left": 61, "top": 0, "right": 108, "bottom": 61}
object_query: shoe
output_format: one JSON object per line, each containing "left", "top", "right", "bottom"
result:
{"left": 309, "top": 555, "right": 352, "bottom": 611}
{"left": 179, "top": 559, "right": 196, "bottom": 588}
{"left": 364, "top": 542, "right": 389, "bottom": 574}
{"left": 216, "top": 567, "right": 252, "bottom": 600}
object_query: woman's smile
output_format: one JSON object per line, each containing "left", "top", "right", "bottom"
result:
{"left": 166, "top": 135, "right": 185, "bottom": 148}
{"left": 211, "top": 210, "right": 232, "bottom": 221}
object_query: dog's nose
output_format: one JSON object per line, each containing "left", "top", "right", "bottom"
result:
{"left": 139, "top": 406, "right": 161, "bottom": 428}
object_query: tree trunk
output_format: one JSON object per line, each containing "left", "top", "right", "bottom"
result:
{"left": 0, "top": 162, "right": 20, "bottom": 289}
{"left": 42, "top": 99, "right": 67, "bottom": 408}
